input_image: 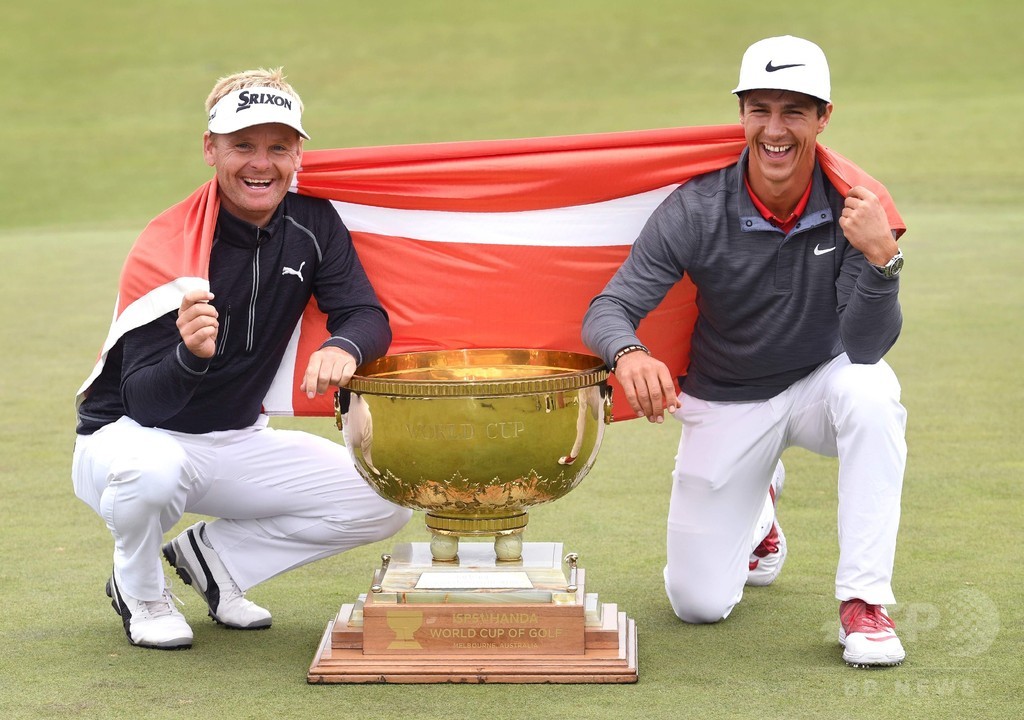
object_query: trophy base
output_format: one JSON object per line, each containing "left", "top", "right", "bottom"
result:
{"left": 307, "top": 542, "right": 637, "bottom": 684}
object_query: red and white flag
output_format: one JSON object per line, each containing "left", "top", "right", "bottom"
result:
{"left": 78, "top": 124, "right": 904, "bottom": 421}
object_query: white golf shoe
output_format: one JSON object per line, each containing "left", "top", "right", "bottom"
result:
{"left": 106, "top": 570, "right": 193, "bottom": 650}
{"left": 839, "top": 599, "right": 906, "bottom": 667}
{"left": 162, "top": 522, "right": 272, "bottom": 630}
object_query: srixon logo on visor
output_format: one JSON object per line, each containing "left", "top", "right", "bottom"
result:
{"left": 235, "top": 90, "right": 293, "bottom": 112}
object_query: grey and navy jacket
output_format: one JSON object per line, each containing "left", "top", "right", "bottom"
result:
{"left": 582, "top": 149, "right": 902, "bottom": 402}
{"left": 76, "top": 193, "right": 390, "bottom": 434}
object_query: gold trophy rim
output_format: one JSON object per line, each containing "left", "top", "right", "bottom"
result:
{"left": 348, "top": 347, "right": 609, "bottom": 398}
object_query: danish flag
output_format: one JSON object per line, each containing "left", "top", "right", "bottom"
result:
{"left": 78, "top": 124, "right": 903, "bottom": 421}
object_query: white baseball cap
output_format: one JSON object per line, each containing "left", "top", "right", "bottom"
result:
{"left": 207, "top": 86, "right": 310, "bottom": 139}
{"left": 732, "top": 35, "right": 831, "bottom": 103}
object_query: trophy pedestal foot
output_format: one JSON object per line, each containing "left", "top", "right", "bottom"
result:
{"left": 493, "top": 532, "right": 522, "bottom": 562}
{"left": 308, "top": 541, "right": 637, "bottom": 684}
{"left": 427, "top": 527, "right": 525, "bottom": 563}
{"left": 429, "top": 533, "right": 459, "bottom": 562}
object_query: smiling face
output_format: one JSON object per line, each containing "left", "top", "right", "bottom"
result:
{"left": 739, "top": 89, "right": 831, "bottom": 205}
{"left": 203, "top": 123, "right": 303, "bottom": 227}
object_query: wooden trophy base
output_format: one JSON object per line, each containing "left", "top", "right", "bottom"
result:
{"left": 308, "top": 542, "right": 637, "bottom": 684}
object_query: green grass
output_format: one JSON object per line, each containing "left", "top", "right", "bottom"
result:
{"left": 2, "top": 1, "right": 1022, "bottom": 718}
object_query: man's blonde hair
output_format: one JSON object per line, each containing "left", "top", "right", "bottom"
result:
{"left": 205, "top": 67, "right": 303, "bottom": 114}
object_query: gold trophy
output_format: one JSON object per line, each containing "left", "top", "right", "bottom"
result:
{"left": 308, "top": 349, "right": 637, "bottom": 683}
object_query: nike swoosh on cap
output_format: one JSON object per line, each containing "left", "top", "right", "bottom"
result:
{"left": 813, "top": 244, "right": 836, "bottom": 255}
{"left": 765, "top": 61, "right": 805, "bottom": 72}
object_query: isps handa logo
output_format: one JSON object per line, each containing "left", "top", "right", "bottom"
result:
{"left": 235, "top": 90, "right": 293, "bottom": 112}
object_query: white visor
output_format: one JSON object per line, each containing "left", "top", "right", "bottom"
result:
{"left": 207, "top": 86, "right": 309, "bottom": 139}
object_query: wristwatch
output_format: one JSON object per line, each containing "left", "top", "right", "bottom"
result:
{"left": 870, "top": 250, "right": 904, "bottom": 279}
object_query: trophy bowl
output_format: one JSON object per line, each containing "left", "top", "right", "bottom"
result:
{"left": 336, "top": 348, "right": 611, "bottom": 560}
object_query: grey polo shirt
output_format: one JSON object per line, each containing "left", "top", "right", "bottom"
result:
{"left": 581, "top": 149, "right": 902, "bottom": 402}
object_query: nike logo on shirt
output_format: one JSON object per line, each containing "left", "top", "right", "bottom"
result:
{"left": 813, "top": 244, "right": 836, "bottom": 255}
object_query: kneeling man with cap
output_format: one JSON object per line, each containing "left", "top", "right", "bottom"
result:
{"left": 583, "top": 36, "right": 908, "bottom": 667}
{"left": 73, "top": 68, "right": 412, "bottom": 649}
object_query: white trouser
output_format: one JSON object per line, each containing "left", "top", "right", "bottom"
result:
{"left": 664, "top": 354, "right": 907, "bottom": 623}
{"left": 72, "top": 415, "right": 412, "bottom": 601}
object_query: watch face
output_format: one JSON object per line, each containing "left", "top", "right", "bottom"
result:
{"left": 887, "top": 255, "right": 904, "bottom": 278}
